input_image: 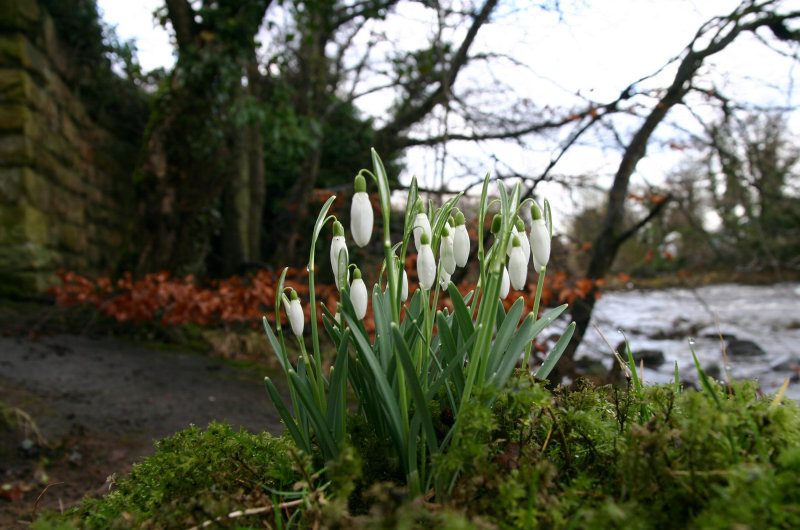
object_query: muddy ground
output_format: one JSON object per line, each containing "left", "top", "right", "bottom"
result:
{"left": 0, "top": 305, "right": 286, "bottom": 528}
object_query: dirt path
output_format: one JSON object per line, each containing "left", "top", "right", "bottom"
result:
{"left": 0, "top": 332, "right": 286, "bottom": 527}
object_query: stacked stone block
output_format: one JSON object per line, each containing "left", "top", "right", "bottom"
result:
{"left": 0, "top": 0, "right": 137, "bottom": 295}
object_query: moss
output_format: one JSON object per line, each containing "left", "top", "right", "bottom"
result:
{"left": 35, "top": 423, "right": 299, "bottom": 529}
{"left": 36, "top": 378, "right": 800, "bottom": 529}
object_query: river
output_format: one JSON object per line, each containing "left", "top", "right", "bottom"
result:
{"left": 567, "top": 282, "right": 800, "bottom": 401}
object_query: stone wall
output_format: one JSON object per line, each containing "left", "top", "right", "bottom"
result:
{"left": 0, "top": 0, "right": 139, "bottom": 295}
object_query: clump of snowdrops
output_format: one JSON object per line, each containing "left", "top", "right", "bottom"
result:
{"left": 263, "top": 150, "right": 575, "bottom": 496}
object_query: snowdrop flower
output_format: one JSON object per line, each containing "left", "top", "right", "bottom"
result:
{"left": 508, "top": 235, "right": 528, "bottom": 291}
{"left": 453, "top": 210, "right": 470, "bottom": 267}
{"left": 507, "top": 218, "right": 530, "bottom": 262}
{"left": 440, "top": 223, "right": 456, "bottom": 275}
{"left": 350, "top": 267, "right": 368, "bottom": 319}
{"left": 401, "top": 268, "right": 409, "bottom": 302}
{"left": 500, "top": 265, "right": 510, "bottom": 299}
{"left": 412, "top": 204, "right": 432, "bottom": 252}
{"left": 417, "top": 232, "right": 436, "bottom": 290}
{"left": 350, "top": 174, "right": 373, "bottom": 247}
{"left": 286, "top": 289, "right": 304, "bottom": 338}
{"left": 529, "top": 202, "right": 551, "bottom": 273}
{"left": 330, "top": 220, "right": 349, "bottom": 290}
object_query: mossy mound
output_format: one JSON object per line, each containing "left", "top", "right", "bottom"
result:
{"left": 35, "top": 377, "right": 800, "bottom": 529}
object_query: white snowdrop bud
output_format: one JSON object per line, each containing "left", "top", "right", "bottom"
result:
{"left": 350, "top": 267, "right": 368, "bottom": 320}
{"left": 412, "top": 205, "right": 432, "bottom": 252}
{"left": 401, "top": 268, "right": 408, "bottom": 302}
{"left": 508, "top": 236, "right": 528, "bottom": 291}
{"left": 440, "top": 224, "right": 456, "bottom": 275}
{"left": 417, "top": 232, "right": 436, "bottom": 290}
{"left": 453, "top": 210, "right": 470, "bottom": 267}
{"left": 350, "top": 174, "right": 373, "bottom": 248}
{"left": 529, "top": 202, "right": 551, "bottom": 273}
{"left": 507, "top": 218, "right": 530, "bottom": 262}
{"left": 286, "top": 289, "right": 304, "bottom": 338}
{"left": 330, "top": 220, "right": 349, "bottom": 290}
{"left": 500, "top": 265, "right": 510, "bottom": 299}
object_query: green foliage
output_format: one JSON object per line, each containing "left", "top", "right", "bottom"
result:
{"left": 37, "top": 377, "right": 800, "bottom": 529}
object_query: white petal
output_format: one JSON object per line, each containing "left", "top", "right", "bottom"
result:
{"left": 529, "top": 219, "right": 550, "bottom": 271}
{"left": 401, "top": 269, "right": 408, "bottom": 301}
{"left": 453, "top": 225, "right": 470, "bottom": 267}
{"left": 413, "top": 213, "right": 432, "bottom": 252}
{"left": 288, "top": 299, "right": 304, "bottom": 337}
{"left": 351, "top": 278, "right": 368, "bottom": 319}
{"left": 350, "top": 192, "right": 373, "bottom": 247}
{"left": 330, "top": 236, "right": 349, "bottom": 290}
{"left": 509, "top": 246, "right": 528, "bottom": 290}
{"left": 417, "top": 244, "right": 436, "bottom": 290}
{"left": 440, "top": 233, "right": 456, "bottom": 275}
{"left": 500, "top": 266, "right": 510, "bottom": 299}
{"left": 439, "top": 269, "right": 451, "bottom": 291}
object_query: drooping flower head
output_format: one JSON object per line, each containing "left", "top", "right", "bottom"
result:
{"left": 401, "top": 268, "right": 409, "bottom": 302}
{"left": 500, "top": 265, "right": 510, "bottom": 299}
{"left": 508, "top": 235, "right": 528, "bottom": 291}
{"left": 330, "top": 220, "right": 349, "bottom": 290}
{"left": 453, "top": 210, "right": 470, "bottom": 267}
{"left": 440, "top": 223, "right": 456, "bottom": 275}
{"left": 350, "top": 267, "right": 368, "bottom": 320}
{"left": 529, "top": 201, "right": 551, "bottom": 273}
{"left": 412, "top": 202, "right": 432, "bottom": 253}
{"left": 350, "top": 174, "right": 373, "bottom": 248}
{"left": 417, "top": 231, "right": 436, "bottom": 290}
{"left": 508, "top": 217, "right": 530, "bottom": 261}
{"left": 286, "top": 288, "right": 304, "bottom": 338}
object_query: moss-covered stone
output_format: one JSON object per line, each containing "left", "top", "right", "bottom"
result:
{"left": 0, "top": 0, "right": 144, "bottom": 295}
{"left": 0, "top": 241, "right": 56, "bottom": 270}
{"left": 0, "top": 102, "right": 31, "bottom": 132}
{"left": 0, "top": 133, "right": 33, "bottom": 165}
{"left": 0, "top": 0, "right": 42, "bottom": 34}
{"left": 0, "top": 204, "right": 48, "bottom": 244}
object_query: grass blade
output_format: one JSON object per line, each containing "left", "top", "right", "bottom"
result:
{"left": 535, "top": 322, "right": 575, "bottom": 380}
{"left": 264, "top": 377, "right": 310, "bottom": 454}
{"left": 392, "top": 324, "right": 439, "bottom": 457}
{"left": 288, "top": 370, "right": 337, "bottom": 459}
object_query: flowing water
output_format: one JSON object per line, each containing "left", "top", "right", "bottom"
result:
{"left": 569, "top": 282, "right": 800, "bottom": 401}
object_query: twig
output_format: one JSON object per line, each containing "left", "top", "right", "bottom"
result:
{"left": 593, "top": 323, "right": 632, "bottom": 380}
{"left": 714, "top": 311, "right": 734, "bottom": 396}
{"left": 31, "top": 482, "right": 65, "bottom": 520}
{"left": 189, "top": 498, "right": 304, "bottom": 530}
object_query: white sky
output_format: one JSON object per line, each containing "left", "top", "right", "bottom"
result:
{"left": 97, "top": 0, "right": 800, "bottom": 208}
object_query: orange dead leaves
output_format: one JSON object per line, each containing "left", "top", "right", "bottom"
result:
{"left": 49, "top": 266, "right": 611, "bottom": 333}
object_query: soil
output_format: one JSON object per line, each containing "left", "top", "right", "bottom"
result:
{"left": 0, "top": 302, "right": 286, "bottom": 528}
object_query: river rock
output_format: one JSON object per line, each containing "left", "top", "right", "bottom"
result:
{"left": 726, "top": 339, "right": 766, "bottom": 357}
{"left": 574, "top": 356, "right": 608, "bottom": 377}
{"left": 636, "top": 349, "right": 665, "bottom": 367}
{"left": 614, "top": 342, "right": 665, "bottom": 367}
{"left": 771, "top": 356, "right": 800, "bottom": 371}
